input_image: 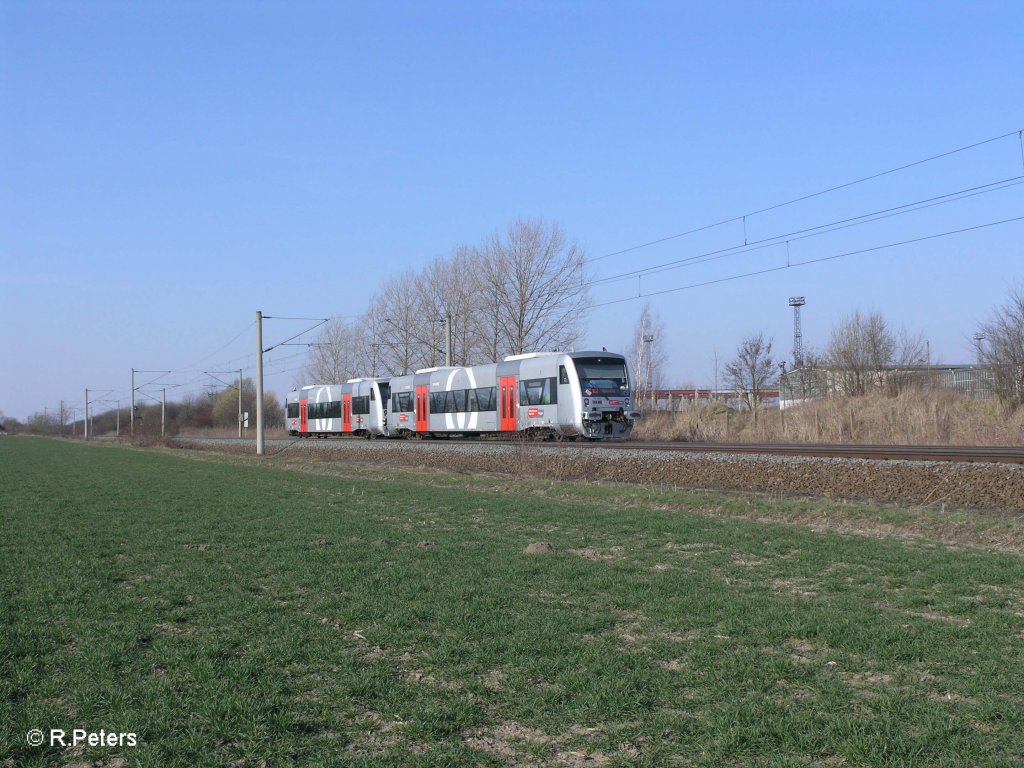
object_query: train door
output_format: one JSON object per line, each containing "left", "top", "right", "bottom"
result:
{"left": 343, "top": 394, "right": 352, "bottom": 434}
{"left": 415, "top": 386, "right": 428, "bottom": 432}
{"left": 300, "top": 399, "right": 308, "bottom": 434}
{"left": 499, "top": 375, "right": 518, "bottom": 432}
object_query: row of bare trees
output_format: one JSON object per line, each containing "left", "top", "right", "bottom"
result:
{"left": 727, "top": 311, "right": 928, "bottom": 408}
{"left": 6, "top": 383, "right": 285, "bottom": 437}
{"left": 304, "top": 218, "right": 589, "bottom": 382}
{"left": 728, "top": 287, "right": 1024, "bottom": 408}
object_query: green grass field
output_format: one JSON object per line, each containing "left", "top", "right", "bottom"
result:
{"left": 2, "top": 437, "right": 1022, "bottom": 767}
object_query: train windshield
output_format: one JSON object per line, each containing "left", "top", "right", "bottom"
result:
{"left": 574, "top": 358, "right": 630, "bottom": 397}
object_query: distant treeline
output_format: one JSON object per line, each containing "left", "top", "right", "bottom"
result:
{"left": 8, "top": 379, "right": 283, "bottom": 436}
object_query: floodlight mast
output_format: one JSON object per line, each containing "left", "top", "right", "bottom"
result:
{"left": 788, "top": 296, "right": 806, "bottom": 366}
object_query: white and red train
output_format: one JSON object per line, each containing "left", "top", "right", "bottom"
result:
{"left": 285, "top": 350, "right": 639, "bottom": 440}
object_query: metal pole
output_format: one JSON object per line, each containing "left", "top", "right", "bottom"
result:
{"left": 130, "top": 368, "right": 135, "bottom": 436}
{"left": 84, "top": 389, "right": 89, "bottom": 440}
{"left": 256, "top": 310, "right": 265, "bottom": 455}
{"left": 116, "top": 400, "right": 120, "bottom": 436}
{"left": 445, "top": 314, "right": 452, "bottom": 367}
{"left": 161, "top": 388, "right": 166, "bottom": 437}
{"left": 238, "top": 369, "right": 243, "bottom": 439}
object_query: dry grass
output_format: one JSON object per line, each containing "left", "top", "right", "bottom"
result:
{"left": 634, "top": 391, "right": 1024, "bottom": 445}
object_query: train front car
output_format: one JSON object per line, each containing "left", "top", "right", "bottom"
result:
{"left": 563, "top": 351, "right": 640, "bottom": 439}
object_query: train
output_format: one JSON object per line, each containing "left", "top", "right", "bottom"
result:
{"left": 285, "top": 350, "right": 640, "bottom": 440}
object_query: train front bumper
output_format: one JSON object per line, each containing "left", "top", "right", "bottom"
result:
{"left": 580, "top": 408, "right": 641, "bottom": 438}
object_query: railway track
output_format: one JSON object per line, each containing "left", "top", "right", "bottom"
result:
{"left": 164, "top": 435, "right": 1024, "bottom": 508}
{"left": 588, "top": 442, "right": 1024, "bottom": 465}
{"left": 175, "top": 435, "right": 1024, "bottom": 465}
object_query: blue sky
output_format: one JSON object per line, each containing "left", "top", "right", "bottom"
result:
{"left": 2, "top": 1, "right": 1022, "bottom": 420}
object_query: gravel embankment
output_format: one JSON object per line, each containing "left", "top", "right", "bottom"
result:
{"left": 170, "top": 437, "right": 1024, "bottom": 510}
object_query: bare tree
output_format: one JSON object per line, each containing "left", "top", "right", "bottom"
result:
{"left": 979, "top": 285, "right": 1024, "bottom": 407}
{"left": 724, "top": 332, "right": 777, "bottom": 417}
{"left": 480, "top": 218, "right": 589, "bottom": 358}
{"left": 368, "top": 270, "right": 427, "bottom": 375}
{"left": 626, "top": 301, "right": 668, "bottom": 407}
{"left": 312, "top": 218, "right": 589, "bottom": 376}
{"left": 414, "top": 249, "right": 479, "bottom": 367}
{"left": 444, "top": 244, "right": 486, "bottom": 366}
{"left": 303, "top": 317, "right": 363, "bottom": 384}
{"left": 825, "top": 310, "right": 926, "bottom": 396}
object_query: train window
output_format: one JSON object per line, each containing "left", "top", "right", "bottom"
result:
{"left": 352, "top": 396, "right": 370, "bottom": 415}
{"left": 519, "top": 378, "right": 558, "bottom": 406}
{"left": 559, "top": 365, "right": 569, "bottom": 385}
{"left": 393, "top": 392, "right": 414, "bottom": 412}
{"left": 326, "top": 401, "right": 342, "bottom": 419}
{"left": 378, "top": 383, "right": 390, "bottom": 403}
{"left": 370, "top": 389, "right": 375, "bottom": 401}
{"left": 575, "top": 359, "right": 629, "bottom": 395}
{"left": 286, "top": 402, "right": 299, "bottom": 418}
{"left": 430, "top": 392, "right": 444, "bottom": 413}
{"left": 451, "top": 389, "right": 467, "bottom": 412}
{"left": 475, "top": 386, "right": 496, "bottom": 412}
{"left": 466, "top": 389, "right": 478, "bottom": 412}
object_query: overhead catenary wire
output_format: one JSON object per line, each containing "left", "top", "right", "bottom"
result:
{"left": 588, "top": 175, "right": 1024, "bottom": 288}
{"left": 590, "top": 214, "right": 1024, "bottom": 309}
{"left": 262, "top": 318, "right": 330, "bottom": 354}
{"left": 589, "top": 128, "right": 1023, "bottom": 263}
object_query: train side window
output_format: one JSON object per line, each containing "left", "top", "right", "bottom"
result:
{"left": 352, "top": 396, "right": 370, "bottom": 415}
{"left": 474, "top": 386, "right": 495, "bottom": 412}
{"left": 544, "top": 377, "right": 557, "bottom": 405}
{"left": 519, "top": 378, "right": 558, "bottom": 406}
{"left": 559, "top": 365, "right": 569, "bottom": 385}
{"left": 370, "top": 389, "right": 375, "bottom": 401}
{"left": 327, "top": 401, "right": 342, "bottom": 419}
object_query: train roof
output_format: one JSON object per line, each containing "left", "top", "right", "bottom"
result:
{"left": 569, "top": 350, "right": 627, "bottom": 359}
